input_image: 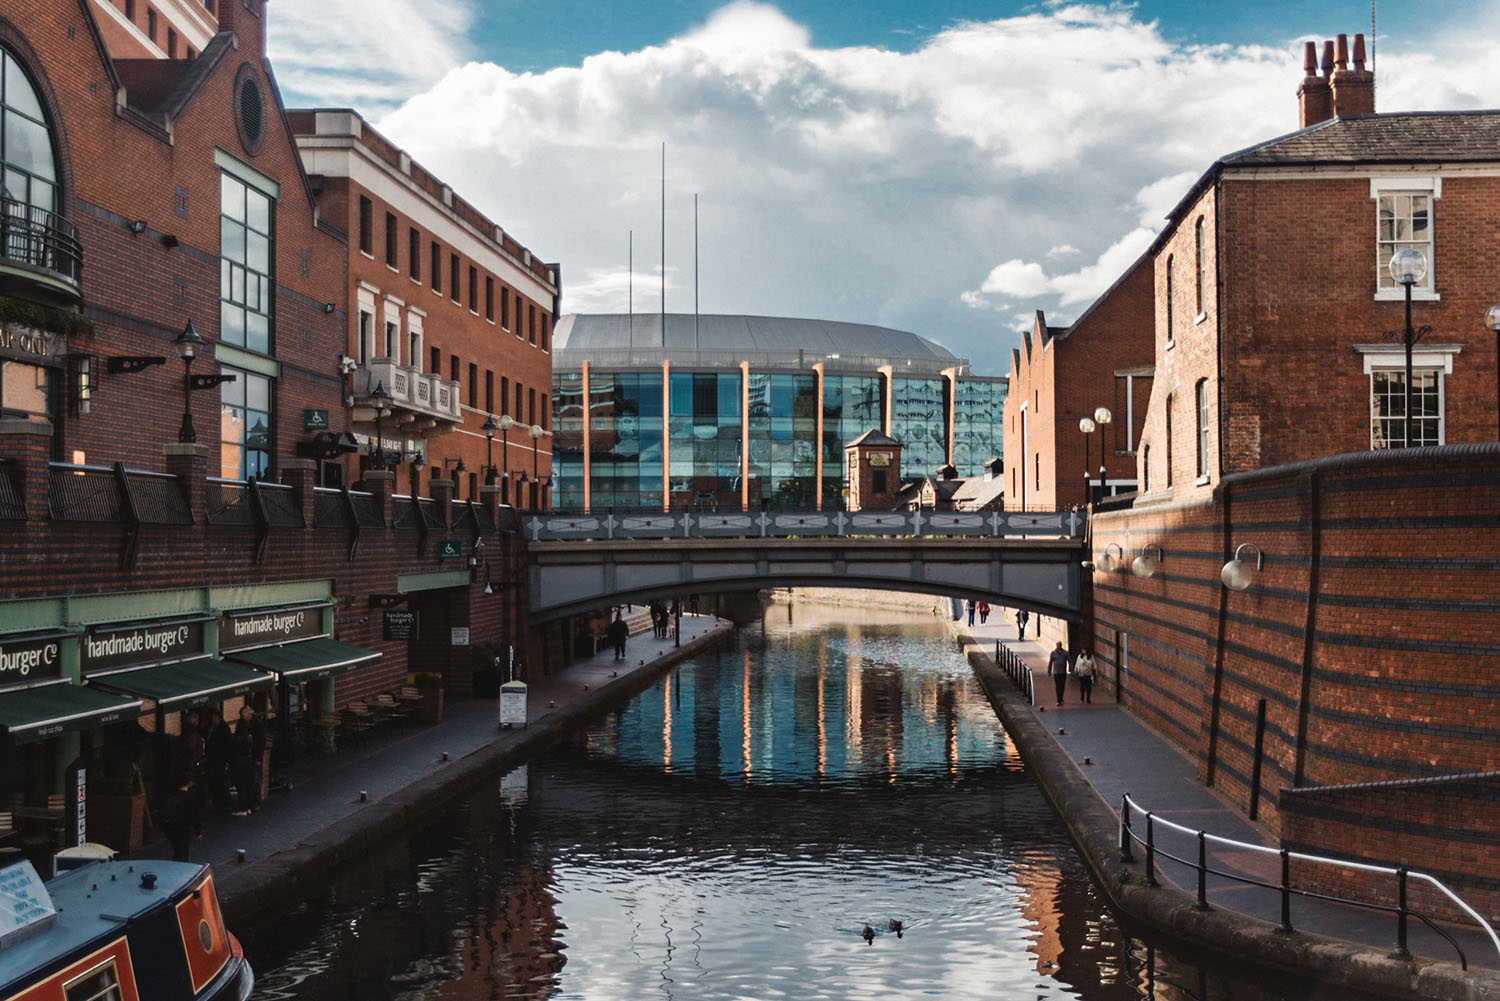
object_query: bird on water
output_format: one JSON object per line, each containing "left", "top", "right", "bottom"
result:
{"left": 888, "top": 918, "right": 903, "bottom": 938}
{"left": 861, "top": 925, "right": 875, "bottom": 945}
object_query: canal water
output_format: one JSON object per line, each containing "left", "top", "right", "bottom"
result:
{"left": 243, "top": 600, "right": 1342, "bottom": 1000}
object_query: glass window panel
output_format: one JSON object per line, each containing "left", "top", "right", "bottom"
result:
{"left": 5, "top": 114, "right": 52, "bottom": 179}
{"left": 221, "top": 173, "right": 244, "bottom": 221}
{"left": 221, "top": 216, "right": 244, "bottom": 263}
{"left": 4, "top": 57, "right": 45, "bottom": 122}
{"left": 220, "top": 303, "right": 244, "bottom": 345}
{"left": 247, "top": 191, "right": 270, "bottom": 234}
{"left": 245, "top": 312, "right": 269, "bottom": 354}
{"left": 231, "top": 264, "right": 246, "bottom": 303}
{"left": 246, "top": 230, "right": 269, "bottom": 271}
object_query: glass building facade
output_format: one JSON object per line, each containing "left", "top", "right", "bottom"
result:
{"left": 553, "top": 314, "right": 1007, "bottom": 511}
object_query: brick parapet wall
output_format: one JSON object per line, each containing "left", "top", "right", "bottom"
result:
{"left": 1090, "top": 443, "right": 1500, "bottom": 913}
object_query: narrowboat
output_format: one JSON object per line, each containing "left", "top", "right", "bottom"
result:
{"left": 0, "top": 858, "right": 253, "bottom": 1001}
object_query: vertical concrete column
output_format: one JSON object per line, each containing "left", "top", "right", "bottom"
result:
{"left": 280, "top": 458, "right": 317, "bottom": 527}
{"left": 163, "top": 441, "right": 214, "bottom": 522}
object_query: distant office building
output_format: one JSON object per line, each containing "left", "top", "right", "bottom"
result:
{"left": 553, "top": 314, "right": 1007, "bottom": 510}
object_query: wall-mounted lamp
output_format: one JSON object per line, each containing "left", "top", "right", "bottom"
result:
{"left": 481, "top": 414, "right": 499, "bottom": 484}
{"left": 1221, "top": 543, "right": 1264, "bottom": 591}
{"left": 72, "top": 355, "right": 92, "bottom": 416}
{"left": 369, "top": 380, "right": 392, "bottom": 469}
{"left": 1132, "top": 543, "right": 1164, "bottom": 578}
{"left": 323, "top": 302, "right": 337, "bottom": 314}
{"left": 126, "top": 219, "right": 147, "bottom": 234}
{"left": 443, "top": 457, "right": 466, "bottom": 477}
{"left": 1095, "top": 542, "right": 1124, "bottom": 573}
{"left": 175, "top": 320, "right": 205, "bottom": 443}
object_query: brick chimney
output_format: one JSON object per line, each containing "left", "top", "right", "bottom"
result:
{"left": 1297, "top": 39, "right": 1333, "bottom": 127}
{"left": 1330, "top": 33, "right": 1374, "bottom": 118}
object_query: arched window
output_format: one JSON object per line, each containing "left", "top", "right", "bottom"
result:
{"left": 1194, "top": 217, "right": 1207, "bottom": 315}
{"left": 1164, "top": 255, "right": 1174, "bottom": 344}
{"left": 1, "top": 46, "right": 58, "bottom": 215}
{"left": 1164, "top": 394, "right": 1174, "bottom": 488}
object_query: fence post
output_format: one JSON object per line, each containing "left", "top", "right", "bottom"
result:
{"left": 1394, "top": 867, "right": 1410, "bottom": 958}
{"left": 1144, "top": 813, "right": 1157, "bottom": 887}
{"left": 1195, "top": 831, "right": 1208, "bottom": 909}
{"left": 995, "top": 639, "right": 1000, "bottom": 662}
{"left": 1278, "top": 849, "right": 1293, "bottom": 933}
{"left": 1119, "top": 795, "right": 1134, "bottom": 862}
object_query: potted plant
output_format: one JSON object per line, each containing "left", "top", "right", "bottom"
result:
{"left": 411, "top": 671, "right": 445, "bottom": 724}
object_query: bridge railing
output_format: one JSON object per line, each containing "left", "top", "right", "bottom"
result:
{"left": 522, "top": 507, "right": 1086, "bottom": 542}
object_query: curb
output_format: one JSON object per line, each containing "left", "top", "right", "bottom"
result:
{"left": 219, "top": 623, "right": 734, "bottom": 926}
{"left": 950, "top": 625, "right": 1500, "bottom": 1001}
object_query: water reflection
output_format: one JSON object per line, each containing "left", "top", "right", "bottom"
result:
{"left": 245, "top": 600, "right": 1353, "bottom": 1000}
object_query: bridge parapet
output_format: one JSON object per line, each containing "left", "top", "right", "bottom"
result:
{"left": 524, "top": 507, "right": 1085, "bottom": 542}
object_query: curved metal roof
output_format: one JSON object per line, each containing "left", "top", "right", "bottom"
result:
{"left": 555, "top": 313, "right": 965, "bottom": 375}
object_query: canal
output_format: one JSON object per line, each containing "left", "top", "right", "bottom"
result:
{"left": 243, "top": 598, "right": 1341, "bottom": 1000}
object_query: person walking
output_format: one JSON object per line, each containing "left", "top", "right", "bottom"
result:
{"left": 606, "top": 610, "right": 629, "bottom": 661}
{"left": 1016, "top": 609, "right": 1029, "bottom": 640}
{"left": 1074, "top": 648, "right": 1096, "bottom": 704}
{"left": 966, "top": 600, "right": 976, "bottom": 627}
{"left": 977, "top": 601, "right": 990, "bottom": 624}
{"left": 1048, "top": 641, "right": 1070, "bottom": 707}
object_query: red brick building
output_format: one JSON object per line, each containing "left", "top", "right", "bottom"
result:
{"left": 1002, "top": 257, "right": 1154, "bottom": 511}
{"left": 1074, "top": 35, "right": 1500, "bottom": 915}
{"left": 0, "top": 1, "right": 563, "bottom": 860}
{"left": 288, "top": 109, "right": 558, "bottom": 509}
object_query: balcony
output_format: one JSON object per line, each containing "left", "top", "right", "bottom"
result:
{"left": 0, "top": 197, "right": 82, "bottom": 306}
{"left": 351, "top": 359, "right": 462, "bottom": 433}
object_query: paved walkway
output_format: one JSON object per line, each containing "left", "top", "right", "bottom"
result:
{"left": 130, "top": 613, "right": 733, "bottom": 918}
{"left": 953, "top": 614, "right": 1500, "bottom": 974}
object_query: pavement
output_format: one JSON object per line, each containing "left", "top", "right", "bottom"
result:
{"left": 949, "top": 613, "right": 1500, "bottom": 1000}
{"left": 129, "top": 612, "right": 735, "bottom": 924}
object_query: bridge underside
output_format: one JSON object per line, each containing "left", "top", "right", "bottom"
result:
{"left": 525, "top": 538, "right": 1085, "bottom": 623}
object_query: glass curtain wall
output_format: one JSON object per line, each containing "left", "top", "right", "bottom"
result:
{"left": 668, "top": 371, "right": 742, "bottom": 510}
{"left": 891, "top": 377, "right": 946, "bottom": 479}
{"left": 553, "top": 371, "right": 585, "bottom": 508}
{"left": 746, "top": 373, "right": 817, "bottom": 507}
{"left": 588, "top": 370, "right": 664, "bottom": 510}
{"left": 952, "top": 378, "right": 1007, "bottom": 477}
{"left": 822, "top": 374, "right": 883, "bottom": 507}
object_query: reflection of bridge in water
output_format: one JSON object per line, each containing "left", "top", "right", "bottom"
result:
{"left": 520, "top": 508, "right": 1088, "bottom": 622}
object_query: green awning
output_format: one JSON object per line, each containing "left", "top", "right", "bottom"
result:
{"left": 89, "top": 657, "right": 273, "bottom": 710}
{"left": 226, "top": 638, "right": 381, "bottom": 682}
{"left": 0, "top": 683, "right": 141, "bottom": 745}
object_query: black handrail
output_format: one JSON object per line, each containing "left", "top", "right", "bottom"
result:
{"left": 1118, "top": 793, "right": 1493, "bottom": 969}
{"left": 1, "top": 196, "right": 82, "bottom": 284}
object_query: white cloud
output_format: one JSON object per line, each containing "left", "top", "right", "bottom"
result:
{"left": 267, "top": 0, "right": 475, "bottom": 112}
{"left": 284, "top": 2, "right": 1500, "bottom": 373}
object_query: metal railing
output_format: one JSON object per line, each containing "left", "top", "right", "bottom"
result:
{"left": 1118, "top": 793, "right": 1500, "bottom": 969}
{"left": 525, "top": 506, "right": 1086, "bottom": 542}
{"left": 993, "top": 639, "right": 1034, "bottom": 704}
{"left": 1, "top": 196, "right": 82, "bottom": 285}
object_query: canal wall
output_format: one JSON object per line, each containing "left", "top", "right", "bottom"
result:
{"left": 768, "top": 587, "right": 952, "bottom": 615}
{"left": 949, "top": 619, "right": 1500, "bottom": 1001}
{"left": 219, "top": 620, "right": 736, "bottom": 926}
{"left": 1085, "top": 445, "right": 1500, "bottom": 923}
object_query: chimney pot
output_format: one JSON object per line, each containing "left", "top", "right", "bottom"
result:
{"left": 1353, "top": 33, "right": 1367, "bottom": 71}
{"left": 1335, "top": 34, "right": 1349, "bottom": 71}
{"left": 1321, "top": 40, "right": 1334, "bottom": 77}
{"left": 1303, "top": 41, "right": 1317, "bottom": 77}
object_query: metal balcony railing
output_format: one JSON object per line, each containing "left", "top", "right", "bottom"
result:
{"left": 0, "top": 459, "right": 24, "bottom": 520}
{"left": 2, "top": 197, "right": 82, "bottom": 287}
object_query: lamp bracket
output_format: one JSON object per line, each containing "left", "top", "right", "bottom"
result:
{"left": 189, "top": 373, "right": 237, "bottom": 391}
{"left": 107, "top": 356, "right": 167, "bottom": 374}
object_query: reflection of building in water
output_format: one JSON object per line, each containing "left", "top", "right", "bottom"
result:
{"left": 601, "top": 616, "right": 1003, "bottom": 785}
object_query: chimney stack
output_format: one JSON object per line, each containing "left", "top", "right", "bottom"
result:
{"left": 1331, "top": 33, "right": 1375, "bottom": 117}
{"left": 1297, "top": 40, "right": 1331, "bottom": 128}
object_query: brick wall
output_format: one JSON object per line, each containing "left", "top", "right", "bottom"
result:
{"left": 1091, "top": 443, "right": 1500, "bottom": 914}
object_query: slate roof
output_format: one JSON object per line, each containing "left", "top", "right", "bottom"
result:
{"left": 846, "top": 429, "right": 901, "bottom": 449}
{"left": 1221, "top": 111, "right": 1500, "bottom": 167}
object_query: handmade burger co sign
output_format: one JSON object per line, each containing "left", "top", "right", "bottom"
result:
{"left": 0, "top": 633, "right": 64, "bottom": 685}
{"left": 219, "top": 606, "right": 323, "bottom": 651}
{"left": 80, "top": 620, "right": 205, "bottom": 674}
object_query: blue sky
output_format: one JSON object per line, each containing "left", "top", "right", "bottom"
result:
{"left": 268, "top": 1, "right": 1500, "bottom": 374}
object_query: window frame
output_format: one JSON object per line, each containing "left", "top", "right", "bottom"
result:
{"left": 1359, "top": 343, "right": 1459, "bottom": 449}
{"left": 1194, "top": 378, "right": 1211, "bottom": 480}
{"left": 219, "top": 171, "right": 275, "bottom": 356}
{"left": 219, "top": 364, "right": 273, "bottom": 482}
{"left": 1371, "top": 176, "right": 1440, "bottom": 301}
{"left": 1194, "top": 216, "right": 1207, "bottom": 318}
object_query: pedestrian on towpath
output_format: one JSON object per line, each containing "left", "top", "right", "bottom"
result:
{"left": 977, "top": 601, "right": 990, "bottom": 624}
{"left": 966, "top": 600, "right": 976, "bottom": 627}
{"left": 1016, "top": 609, "right": 1029, "bottom": 640}
{"left": 1048, "top": 641, "right": 1070, "bottom": 707}
{"left": 1074, "top": 648, "right": 1096, "bottom": 704}
{"left": 606, "top": 611, "right": 629, "bottom": 661}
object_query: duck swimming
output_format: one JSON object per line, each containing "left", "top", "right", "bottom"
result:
{"left": 888, "top": 919, "right": 903, "bottom": 938}
{"left": 861, "top": 925, "right": 875, "bottom": 945}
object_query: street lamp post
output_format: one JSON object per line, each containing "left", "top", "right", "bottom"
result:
{"left": 1094, "top": 407, "right": 1113, "bottom": 501}
{"left": 497, "top": 414, "right": 514, "bottom": 503}
{"left": 369, "top": 380, "right": 392, "bottom": 469}
{"left": 174, "top": 320, "right": 205, "bottom": 443}
{"left": 482, "top": 415, "right": 498, "bottom": 484}
{"left": 1078, "top": 416, "right": 1096, "bottom": 505}
{"left": 1389, "top": 248, "right": 1428, "bottom": 448}
{"left": 1486, "top": 303, "right": 1500, "bottom": 441}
